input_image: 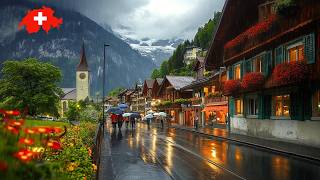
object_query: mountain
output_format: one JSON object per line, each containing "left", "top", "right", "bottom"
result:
{"left": 120, "top": 36, "right": 184, "bottom": 66}
{"left": 0, "top": 1, "right": 156, "bottom": 95}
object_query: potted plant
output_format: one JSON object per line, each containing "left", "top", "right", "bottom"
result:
{"left": 272, "top": 61, "right": 309, "bottom": 86}
{"left": 241, "top": 72, "right": 265, "bottom": 91}
{"left": 223, "top": 80, "right": 241, "bottom": 96}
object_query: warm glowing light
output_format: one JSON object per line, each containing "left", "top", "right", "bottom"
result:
{"left": 211, "top": 148, "right": 217, "bottom": 158}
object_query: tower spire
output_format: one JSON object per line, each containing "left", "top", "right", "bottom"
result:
{"left": 77, "top": 42, "right": 89, "bottom": 71}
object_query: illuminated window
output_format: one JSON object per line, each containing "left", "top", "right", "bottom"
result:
{"left": 234, "top": 64, "right": 241, "bottom": 80}
{"left": 247, "top": 98, "right": 259, "bottom": 116}
{"left": 253, "top": 56, "right": 262, "bottom": 73}
{"left": 273, "top": 95, "right": 290, "bottom": 117}
{"left": 235, "top": 99, "right": 243, "bottom": 115}
{"left": 212, "top": 86, "right": 216, "bottom": 93}
{"left": 287, "top": 43, "right": 304, "bottom": 62}
{"left": 312, "top": 90, "right": 320, "bottom": 117}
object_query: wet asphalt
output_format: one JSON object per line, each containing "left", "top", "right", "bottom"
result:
{"left": 102, "top": 122, "right": 320, "bottom": 180}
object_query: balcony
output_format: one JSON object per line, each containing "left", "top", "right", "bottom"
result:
{"left": 204, "top": 96, "right": 228, "bottom": 105}
{"left": 190, "top": 97, "right": 202, "bottom": 105}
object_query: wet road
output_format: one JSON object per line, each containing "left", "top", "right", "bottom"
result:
{"left": 105, "top": 122, "right": 320, "bottom": 180}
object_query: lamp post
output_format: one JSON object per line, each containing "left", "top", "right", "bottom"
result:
{"left": 102, "top": 44, "right": 110, "bottom": 129}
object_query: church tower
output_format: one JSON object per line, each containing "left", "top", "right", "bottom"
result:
{"left": 76, "top": 43, "right": 90, "bottom": 101}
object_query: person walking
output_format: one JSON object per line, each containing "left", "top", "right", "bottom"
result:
{"left": 160, "top": 116, "right": 164, "bottom": 128}
{"left": 117, "top": 114, "right": 123, "bottom": 130}
{"left": 125, "top": 116, "right": 130, "bottom": 129}
{"left": 111, "top": 113, "right": 117, "bottom": 129}
{"left": 130, "top": 115, "right": 135, "bottom": 129}
{"left": 194, "top": 115, "right": 199, "bottom": 130}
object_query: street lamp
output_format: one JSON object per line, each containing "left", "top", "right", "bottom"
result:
{"left": 102, "top": 44, "right": 110, "bottom": 128}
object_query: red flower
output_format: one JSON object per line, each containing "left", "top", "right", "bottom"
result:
{"left": 47, "top": 140, "right": 61, "bottom": 150}
{"left": 19, "top": 137, "right": 35, "bottom": 146}
{"left": 0, "top": 161, "right": 8, "bottom": 172}
{"left": 52, "top": 127, "right": 63, "bottom": 134}
{"left": 4, "top": 110, "right": 20, "bottom": 116}
{"left": 8, "top": 119, "right": 25, "bottom": 127}
{"left": 14, "top": 149, "right": 33, "bottom": 162}
{"left": 241, "top": 72, "right": 265, "bottom": 90}
{"left": 5, "top": 125, "right": 19, "bottom": 134}
{"left": 24, "top": 128, "right": 36, "bottom": 134}
{"left": 223, "top": 80, "right": 241, "bottom": 96}
{"left": 34, "top": 126, "right": 53, "bottom": 134}
{"left": 272, "top": 61, "right": 309, "bottom": 86}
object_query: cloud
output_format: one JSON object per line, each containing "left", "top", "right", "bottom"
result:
{"left": 35, "top": 0, "right": 225, "bottom": 40}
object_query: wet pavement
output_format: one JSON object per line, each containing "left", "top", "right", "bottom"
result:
{"left": 99, "top": 122, "right": 320, "bottom": 180}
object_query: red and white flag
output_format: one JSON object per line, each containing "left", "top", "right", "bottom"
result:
{"left": 19, "top": 6, "right": 63, "bottom": 34}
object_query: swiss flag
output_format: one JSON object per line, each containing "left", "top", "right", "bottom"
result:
{"left": 18, "top": 6, "right": 63, "bottom": 34}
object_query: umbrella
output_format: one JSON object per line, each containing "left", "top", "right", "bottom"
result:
{"left": 118, "top": 103, "right": 128, "bottom": 109}
{"left": 106, "top": 107, "right": 123, "bottom": 115}
{"left": 123, "top": 113, "right": 132, "bottom": 117}
{"left": 147, "top": 110, "right": 154, "bottom": 114}
{"left": 130, "top": 112, "right": 141, "bottom": 118}
{"left": 145, "top": 114, "right": 153, "bottom": 119}
{"left": 153, "top": 112, "right": 160, "bottom": 116}
{"left": 158, "top": 112, "right": 167, "bottom": 117}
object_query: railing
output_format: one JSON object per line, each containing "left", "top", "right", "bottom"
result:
{"left": 93, "top": 122, "right": 104, "bottom": 179}
{"left": 190, "top": 97, "right": 202, "bottom": 105}
{"left": 204, "top": 96, "right": 228, "bottom": 104}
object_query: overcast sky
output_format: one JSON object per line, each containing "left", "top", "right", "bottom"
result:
{"left": 46, "top": 0, "right": 225, "bottom": 40}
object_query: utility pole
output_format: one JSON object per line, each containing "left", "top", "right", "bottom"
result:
{"left": 102, "top": 44, "right": 110, "bottom": 130}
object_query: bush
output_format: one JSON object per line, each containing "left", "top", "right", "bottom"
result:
{"left": 275, "top": 0, "right": 298, "bottom": 16}
{"left": 241, "top": 72, "right": 265, "bottom": 90}
{"left": 174, "top": 98, "right": 191, "bottom": 105}
{"left": 79, "top": 105, "right": 99, "bottom": 122}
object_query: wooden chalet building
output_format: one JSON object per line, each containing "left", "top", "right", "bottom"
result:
{"left": 206, "top": 0, "right": 320, "bottom": 146}
{"left": 142, "top": 79, "right": 155, "bottom": 113}
{"left": 150, "top": 78, "right": 163, "bottom": 111}
{"left": 157, "top": 76, "right": 194, "bottom": 124}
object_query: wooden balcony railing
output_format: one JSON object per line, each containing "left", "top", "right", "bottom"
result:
{"left": 204, "top": 96, "right": 228, "bottom": 104}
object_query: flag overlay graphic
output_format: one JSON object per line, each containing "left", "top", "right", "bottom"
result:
{"left": 18, "top": 6, "right": 63, "bottom": 34}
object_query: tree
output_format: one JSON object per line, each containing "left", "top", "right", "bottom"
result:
{"left": 108, "top": 87, "right": 124, "bottom": 97}
{"left": 151, "top": 69, "right": 161, "bottom": 79}
{"left": 0, "top": 58, "right": 62, "bottom": 116}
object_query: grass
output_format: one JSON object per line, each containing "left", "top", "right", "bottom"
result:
{"left": 25, "top": 119, "right": 69, "bottom": 127}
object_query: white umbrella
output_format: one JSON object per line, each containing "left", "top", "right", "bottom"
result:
{"left": 122, "top": 113, "right": 132, "bottom": 117}
{"left": 145, "top": 114, "right": 153, "bottom": 119}
{"left": 158, "top": 112, "right": 167, "bottom": 117}
{"left": 153, "top": 112, "right": 160, "bottom": 116}
{"left": 147, "top": 110, "right": 154, "bottom": 114}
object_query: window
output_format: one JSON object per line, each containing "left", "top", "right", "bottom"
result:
{"left": 234, "top": 64, "right": 241, "bottom": 80}
{"left": 247, "top": 98, "right": 259, "bottom": 116}
{"left": 253, "top": 56, "right": 262, "bottom": 73}
{"left": 235, "top": 99, "right": 243, "bottom": 115}
{"left": 259, "top": 1, "right": 275, "bottom": 22}
{"left": 287, "top": 43, "right": 304, "bottom": 62}
{"left": 312, "top": 90, "right": 320, "bottom": 117}
{"left": 273, "top": 95, "right": 290, "bottom": 117}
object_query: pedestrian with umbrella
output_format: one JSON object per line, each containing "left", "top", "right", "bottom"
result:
{"left": 110, "top": 113, "right": 117, "bottom": 129}
{"left": 129, "top": 114, "right": 136, "bottom": 129}
{"left": 117, "top": 113, "right": 124, "bottom": 130}
{"left": 123, "top": 113, "right": 132, "bottom": 129}
{"left": 145, "top": 114, "right": 153, "bottom": 129}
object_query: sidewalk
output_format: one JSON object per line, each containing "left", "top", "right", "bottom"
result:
{"left": 172, "top": 125, "right": 320, "bottom": 162}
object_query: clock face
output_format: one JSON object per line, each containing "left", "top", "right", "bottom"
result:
{"left": 79, "top": 73, "right": 86, "bottom": 79}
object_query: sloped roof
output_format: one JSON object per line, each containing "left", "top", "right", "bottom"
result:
{"left": 145, "top": 79, "right": 155, "bottom": 89}
{"left": 156, "top": 78, "right": 163, "bottom": 85}
{"left": 77, "top": 43, "right": 89, "bottom": 71}
{"left": 61, "top": 88, "right": 76, "bottom": 100}
{"left": 166, "top": 76, "right": 195, "bottom": 90}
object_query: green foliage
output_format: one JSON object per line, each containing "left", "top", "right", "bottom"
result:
{"left": 79, "top": 105, "right": 99, "bottom": 122}
{"left": 66, "top": 101, "right": 81, "bottom": 121}
{"left": 0, "top": 58, "right": 62, "bottom": 116}
{"left": 275, "top": 0, "right": 298, "bottom": 16}
{"left": 108, "top": 87, "right": 124, "bottom": 97}
{"left": 150, "top": 12, "right": 221, "bottom": 79}
{"left": 174, "top": 98, "right": 191, "bottom": 105}
{"left": 66, "top": 100, "right": 99, "bottom": 122}
{"left": 194, "top": 12, "right": 222, "bottom": 49}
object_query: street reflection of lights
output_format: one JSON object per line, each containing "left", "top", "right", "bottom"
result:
{"left": 235, "top": 148, "right": 242, "bottom": 161}
{"left": 166, "top": 136, "right": 175, "bottom": 144}
{"left": 128, "top": 138, "right": 133, "bottom": 148}
{"left": 211, "top": 148, "right": 216, "bottom": 158}
{"left": 136, "top": 134, "right": 140, "bottom": 144}
{"left": 166, "top": 143, "right": 173, "bottom": 173}
{"left": 151, "top": 135, "right": 157, "bottom": 163}
{"left": 153, "top": 129, "right": 157, "bottom": 135}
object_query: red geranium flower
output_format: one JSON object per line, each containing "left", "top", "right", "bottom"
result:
{"left": 5, "top": 125, "right": 19, "bottom": 134}
{"left": 14, "top": 149, "right": 33, "bottom": 162}
{"left": 47, "top": 140, "right": 61, "bottom": 150}
{"left": 272, "top": 61, "right": 309, "bottom": 86}
{"left": 241, "top": 72, "right": 265, "bottom": 90}
{"left": 223, "top": 80, "right": 241, "bottom": 96}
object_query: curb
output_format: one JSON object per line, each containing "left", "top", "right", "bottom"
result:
{"left": 172, "top": 126, "right": 320, "bottom": 163}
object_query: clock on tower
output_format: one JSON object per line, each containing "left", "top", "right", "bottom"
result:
{"left": 76, "top": 43, "right": 90, "bottom": 101}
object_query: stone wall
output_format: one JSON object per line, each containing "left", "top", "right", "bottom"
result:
{"left": 231, "top": 117, "right": 320, "bottom": 148}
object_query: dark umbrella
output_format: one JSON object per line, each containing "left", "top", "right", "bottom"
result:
{"left": 130, "top": 112, "right": 141, "bottom": 118}
{"left": 106, "top": 107, "right": 123, "bottom": 114}
{"left": 118, "top": 103, "right": 128, "bottom": 109}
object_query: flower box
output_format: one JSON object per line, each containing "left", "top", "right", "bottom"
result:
{"left": 241, "top": 72, "right": 265, "bottom": 91}
{"left": 223, "top": 80, "right": 241, "bottom": 96}
{"left": 272, "top": 61, "right": 309, "bottom": 86}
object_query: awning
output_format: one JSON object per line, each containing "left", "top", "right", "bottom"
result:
{"left": 202, "top": 105, "right": 228, "bottom": 112}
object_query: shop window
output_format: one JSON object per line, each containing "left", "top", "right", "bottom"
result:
{"left": 273, "top": 95, "right": 290, "bottom": 117}
{"left": 247, "top": 98, "right": 259, "bottom": 116}
{"left": 312, "top": 90, "right": 320, "bottom": 117}
{"left": 234, "top": 64, "right": 241, "bottom": 80}
{"left": 235, "top": 98, "right": 243, "bottom": 115}
{"left": 287, "top": 42, "right": 304, "bottom": 62}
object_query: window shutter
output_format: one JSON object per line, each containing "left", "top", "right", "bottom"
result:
{"left": 304, "top": 33, "right": 315, "bottom": 64}
{"left": 262, "top": 51, "right": 272, "bottom": 76}
{"left": 290, "top": 92, "right": 303, "bottom": 120}
{"left": 229, "top": 97, "right": 234, "bottom": 117}
{"left": 245, "top": 59, "right": 252, "bottom": 73}
{"left": 227, "top": 66, "right": 233, "bottom": 80}
{"left": 263, "top": 95, "right": 272, "bottom": 119}
{"left": 240, "top": 60, "right": 244, "bottom": 78}
{"left": 258, "top": 96, "right": 263, "bottom": 119}
{"left": 275, "top": 45, "right": 284, "bottom": 65}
